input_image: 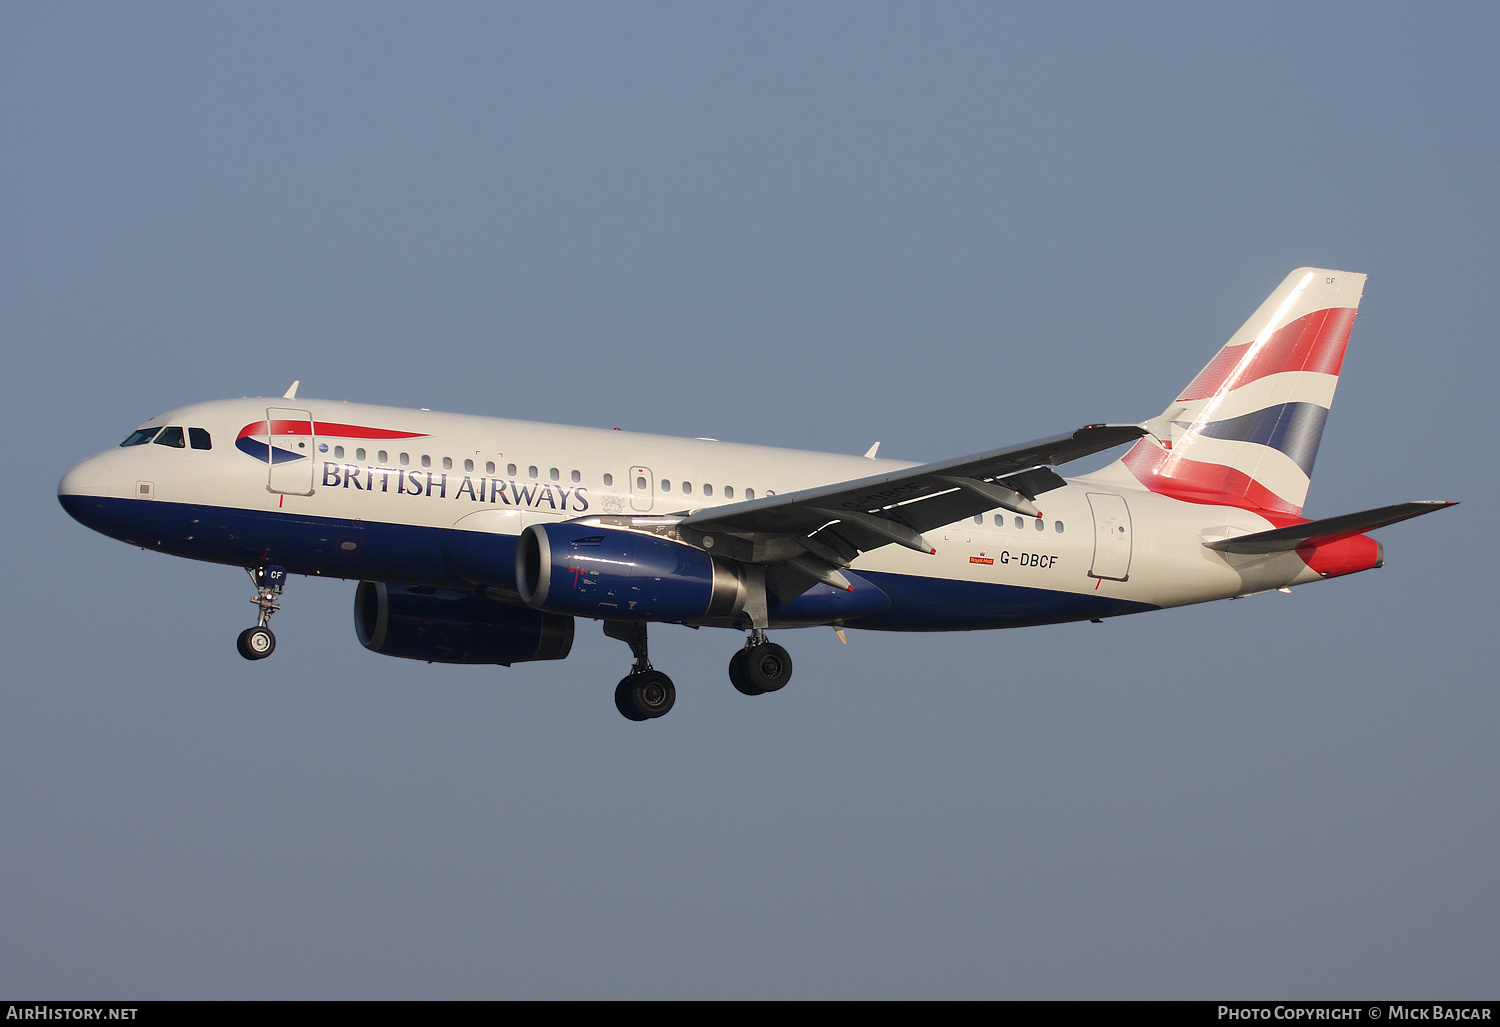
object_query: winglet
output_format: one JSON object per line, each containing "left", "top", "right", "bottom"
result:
{"left": 864, "top": 442, "right": 880, "bottom": 459}
{"left": 283, "top": 380, "right": 300, "bottom": 399}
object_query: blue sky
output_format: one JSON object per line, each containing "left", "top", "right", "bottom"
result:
{"left": 2, "top": 3, "right": 1494, "bottom": 998}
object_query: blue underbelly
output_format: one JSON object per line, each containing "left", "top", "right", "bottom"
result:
{"left": 58, "top": 495, "right": 1157, "bottom": 628}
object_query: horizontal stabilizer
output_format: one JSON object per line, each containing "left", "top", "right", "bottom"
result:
{"left": 1205, "top": 500, "right": 1456, "bottom": 554}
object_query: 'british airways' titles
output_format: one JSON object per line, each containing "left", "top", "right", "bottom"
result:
{"left": 322, "top": 462, "right": 590, "bottom": 512}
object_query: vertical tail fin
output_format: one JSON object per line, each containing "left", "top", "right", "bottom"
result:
{"left": 1111, "top": 268, "right": 1366, "bottom": 517}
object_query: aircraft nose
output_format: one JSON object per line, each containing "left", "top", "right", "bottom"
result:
{"left": 58, "top": 455, "right": 111, "bottom": 497}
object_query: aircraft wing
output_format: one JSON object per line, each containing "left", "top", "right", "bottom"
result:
{"left": 1204, "top": 500, "right": 1457, "bottom": 555}
{"left": 675, "top": 424, "right": 1145, "bottom": 591}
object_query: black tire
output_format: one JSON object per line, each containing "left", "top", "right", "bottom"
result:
{"left": 745, "top": 642, "right": 792, "bottom": 693}
{"left": 631, "top": 670, "right": 676, "bottom": 718}
{"left": 729, "top": 648, "right": 764, "bottom": 695}
{"left": 614, "top": 677, "right": 649, "bottom": 721}
{"left": 237, "top": 626, "right": 276, "bottom": 661}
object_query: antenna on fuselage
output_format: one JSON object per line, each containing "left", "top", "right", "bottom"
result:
{"left": 283, "top": 380, "right": 300, "bottom": 399}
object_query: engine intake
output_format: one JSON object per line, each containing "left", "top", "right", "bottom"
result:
{"left": 355, "top": 581, "right": 574, "bottom": 665}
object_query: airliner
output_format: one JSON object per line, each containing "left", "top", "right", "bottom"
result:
{"left": 58, "top": 269, "right": 1453, "bottom": 720}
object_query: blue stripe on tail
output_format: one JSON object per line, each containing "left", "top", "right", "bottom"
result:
{"left": 1175, "top": 402, "right": 1330, "bottom": 476}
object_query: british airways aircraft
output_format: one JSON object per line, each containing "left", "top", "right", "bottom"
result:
{"left": 58, "top": 269, "right": 1452, "bottom": 721}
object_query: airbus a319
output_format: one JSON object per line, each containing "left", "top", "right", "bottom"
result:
{"left": 58, "top": 269, "right": 1453, "bottom": 720}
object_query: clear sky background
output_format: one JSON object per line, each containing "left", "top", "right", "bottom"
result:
{"left": 2, "top": 3, "right": 1494, "bottom": 999}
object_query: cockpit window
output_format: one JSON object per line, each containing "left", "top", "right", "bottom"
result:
{"left": 153, "top": 426, "right": 186, "bottom": 449}
{"left": 189, "top": 428, "right": 212, "bottom": 450}
{"left": 121, "top": 428, "right": 160, "bottom": 447}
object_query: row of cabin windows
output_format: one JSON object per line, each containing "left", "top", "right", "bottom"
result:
{"left": 114, "top": 430, "right": 1042, "bottom": 524}
{"left": 114, "top": 431, "right": 1033, "bottom": 522}
{"left": 120, "top": 426, "right": 212, "bottom": 450}
{"left": 326, "top": 445, "right": 766, "bottom": 499}
{"left": 114, "top": 428, "right": 770, "bottom": 498}
{"left": 973, "top": 513, "right": 1066, "bottom": 534}
{"left": 659, "top": 479, "right": 768, "bottom": 499}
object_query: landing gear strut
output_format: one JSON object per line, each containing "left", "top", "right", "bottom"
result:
{"left": 728, "top": 628, "right": 793, "bottom": 696}
{"left": 604, "top": 620, "right": 676, "bottom": 721}
{"left": 237, "top": 565, "right": 286, "bottom": 661}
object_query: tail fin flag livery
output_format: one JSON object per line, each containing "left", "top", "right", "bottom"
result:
{"left": 1118, "top": 268, "right": 1364, "bottom": 518}
{"left": 57, "top": 266, "right": 1456, "bottom": 721}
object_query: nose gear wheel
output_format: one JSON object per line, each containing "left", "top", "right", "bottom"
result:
{"left": 238, "top": 565, "right": 286, "bottom": 661}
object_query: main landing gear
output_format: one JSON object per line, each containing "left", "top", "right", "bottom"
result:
{"left": 728, "top": 629, "right": 793, "bottom": 696}
{"left": 601, "top": 622, "right": 795, "bottom": 722}
{"left": 604, "top": 620, "right": 676, "bottom": 722}
{"left": 236, "top": 565, "right": 287, "bottom": 661}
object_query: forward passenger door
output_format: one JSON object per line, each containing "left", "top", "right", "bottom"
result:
{"left": 265, "top": 407, "right": 316, "bottom": 496}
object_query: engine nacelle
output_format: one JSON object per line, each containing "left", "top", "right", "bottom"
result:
{"left": 516, "top": 523, "right": 746, "bottom": 621}
{"left": 354, "top": 581, "right": 574, "bottom": 665}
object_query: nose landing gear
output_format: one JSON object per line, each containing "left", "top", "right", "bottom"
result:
{"left": 728, "top": 629, "right": 793, "bottom": 696}
{"left": 237, "top": 565, "right": 286, "bottom": 661}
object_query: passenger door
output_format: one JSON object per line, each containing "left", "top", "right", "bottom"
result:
{"left": 265, "top": 407, "right": 316, "bottom": 496}
{"left": 1087, "top": 492, "right": 1133, "bottom": 581}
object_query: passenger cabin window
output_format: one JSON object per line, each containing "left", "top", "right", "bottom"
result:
{"left": 378, "top": 450, "right": 388, "bottom": 463}
{"left": 724, "top": 486, "right": 733, "bottom": 499}
{"left": 703, "top": 484, "right": 713, "bottom": 497}
{"left": 528, "top": 466, "right": 538, "bottom": 479}
{"left": 334, "top": 445, "right": 345, "bottom": 458}
{"left": 745, "top": 488, "right": 755, "bottom": 500}
{"left": 550, "top": 467, "right": 559, "bottom": 481}
{"left": 121, "top": 428, "right": 160, "bottom": 446}
{"left": 1014, "top": 516, "right": 1025, "bottom": 530}
{"left": 189, "top": 428, "right": 211, "bottom": 450}
{"left": 153, "top": 426, "right": 186, "bottom": 448}
{"left": 463, "top": 459, "right": 473, "bottom": 472}
{"left": 485, "top": 461, "right": 495, "bottom": 474}
{"left": 683, "top": 482, "right": 693, "bottom": 495}
{"left": 442, "top": 457, "right": 452, "bottom": 470}
{"left": 356, "top": 448, "right": 366, "bottom": 461}
{"left": 421, "top": 455, "right": 431, "bottom": 468}
{"left": 661, "top": 480, "right": 671, "bottom": 492}
{"left": 1035, "top": 518, "right": 1044, "bottom": 531}
{"left": 1055, "top": 521, "right": 1065, "bottom": 534}
{"left": 603, "top": 473, "right": 613, "bottom": 487}
{"left": 507, "top": 464, "right": 517, "bottom": 477}
{"left": 571, "top": 470, "right": 581, "bottom": 483}
{"left": 399, "top": 453, "right": 409, "bottom": 466}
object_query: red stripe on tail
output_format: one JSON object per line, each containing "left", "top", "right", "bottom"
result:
{"left": 1120, "top": 441, "right": 1303, "bottom": 518}
{"left": 1177, "top": 307, "right": 1356, "bottom": 402}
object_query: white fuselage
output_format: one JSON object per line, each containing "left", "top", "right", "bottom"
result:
{"left": 59, "top": 396, "right": 1330, "bottom": 633}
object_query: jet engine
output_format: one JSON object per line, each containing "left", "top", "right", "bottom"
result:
{"left": 354, "top": 581, "right": 574, "bottom": 665}
{"left": 516, "top": 523, "right": 747, "bottom": 621}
